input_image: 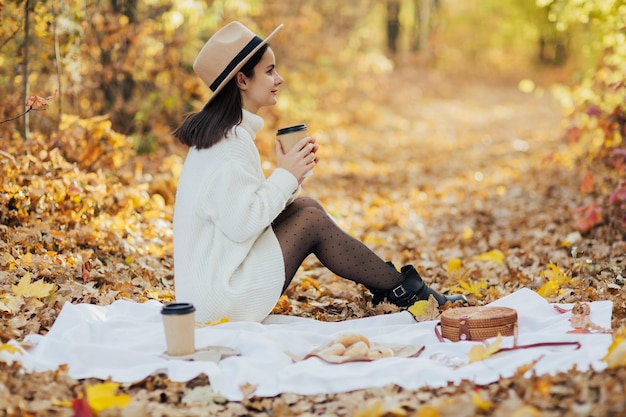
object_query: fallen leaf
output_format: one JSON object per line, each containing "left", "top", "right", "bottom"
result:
{"left": 471, "top": 249, "right": 505, "bottom": 265}
{"left": 204, "top": 317, "right": 230, "bottom": 326}
{"left": 239, "top": 382, "right": 258, "bottom": 399}
{"left": 0, "top": 343, "right": 23, "bottom": 356}
{"left": 603, "top": 326, "right": 626, "bottom": 369}
{"left": 511, "top": 405, "right": 541, "bottom": 417}
{"left": 575, "top": 200, "right": 603, "bottom": 233}
{"left": 513, "top": 357, "right": 542, "bottom": 378}
{"left": 182, "top": 386, "right": 228, "bottom": 405}
{"left": 354, "top": 397, "right": 408, "bottom": 417}
{"left": 414, "top": 406, "right": 441, "bottom": 417}
{"left": 72, "top": 398, "right": 93, "bottom": 417}
{"left": 408, "top": 295, "right": 440, "bottom": 321}
{"left": 471, "top": 390, "right": 492, "bottom": 412}
{"left": 580, "top": 171, "right": 595, "bottom": 193}
{"left": 86, "top": 382, "right": 132, "bottom": 412}
{"left": 537, "top": 280, "right": 559, "bottom": 298}
{"left": 448, "top": 279, "right": 488, "bottom": 299}
{"left": 467, "top": 334, "right": 503, "bottom": 363}
{"left": 537, "top": 263, "right": 572, "bottom": 298}
{"left": 448, "top": 258, "right": 462, "bottom": 272}
{"left": 12, "top": 273, "right": 55, "bottom": 298}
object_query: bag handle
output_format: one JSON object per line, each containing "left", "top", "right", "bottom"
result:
{"left": 434, "top": 322, "right": 581, "bottom": 353}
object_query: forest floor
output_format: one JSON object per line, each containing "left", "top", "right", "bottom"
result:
{"left": 1, "top": 67, "right": 625, "bottom": 416}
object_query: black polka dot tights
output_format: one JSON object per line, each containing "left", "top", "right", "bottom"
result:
{"left": 272, "top": 197, "right": 405, "bottom": 292}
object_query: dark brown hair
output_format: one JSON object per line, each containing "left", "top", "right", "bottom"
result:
{"left": 172, "top": 44, "right": 269, "bottom": 149}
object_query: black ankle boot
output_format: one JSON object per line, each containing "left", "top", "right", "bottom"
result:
{"left": 384, "top": 264, "right": 467, "bottom": 307}
{"left": 369, "top": 287, "right": 387, "bottom": 305}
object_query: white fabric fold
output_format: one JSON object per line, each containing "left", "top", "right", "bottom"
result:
{"left": 3, "top": 288, "right": 612, "bottom": 401}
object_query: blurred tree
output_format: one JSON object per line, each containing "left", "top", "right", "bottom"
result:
{"left": 411, "top": 0, "right": 440, "bottom": 57}
{"left": 387, "top": 0, "right": 400, "bottom": 54}
{"left": 22, "top": 0, "right": 32, "bottom": 139}
{"left": 0, "top": 0, "right": 622, "bottom": 159}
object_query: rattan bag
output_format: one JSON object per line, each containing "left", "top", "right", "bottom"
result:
{"left": 439, "top": 306, "right": 518, "bottom": 342}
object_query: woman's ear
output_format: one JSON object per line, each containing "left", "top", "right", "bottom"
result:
{"left": 236, "top": 72, "right": 247, "bottom": 90}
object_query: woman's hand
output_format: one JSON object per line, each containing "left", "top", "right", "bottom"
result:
{"left": 276, "top": 136, "right": 320, "bottom": 183}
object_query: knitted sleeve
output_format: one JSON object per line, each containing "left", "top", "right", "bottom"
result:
{"left": 205, "top": 139, "right": 299, "bottom": 243}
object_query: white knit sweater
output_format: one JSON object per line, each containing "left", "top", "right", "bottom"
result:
{"left": 173, "top": 110, "right": 300, "bottom": 322}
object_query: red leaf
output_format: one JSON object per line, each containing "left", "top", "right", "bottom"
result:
{"left": 575, "top": 201, "right": 603, "bottom": 233}
{"left": 580, "top": 171, "right": 595, "bottom": 194}
{"left": 72, "top": 398, "right": 93, "bottom": 417}
{"left": 586, "top": 105, "right": 602, "bottom": 116}
{"left": 553, "top": 305, "right": 571, "bottom": 314}
{"left": 609, "top": 186, "right": 626, "bottom": 204}
{"left": 82, "top": 261, "right": 92, "bottom": 282}
{"left": 609, "top": 148, "right": 626, "bottom": 171}
{"left": 564, "top": 126, "right": 582, "bottom": 143}
{"left": 24, "top": 91, "right": 57, "bottom": 109}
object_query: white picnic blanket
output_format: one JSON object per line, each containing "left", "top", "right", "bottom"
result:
{"left": 4, "top": 288, "right": 612, "bottom": 401}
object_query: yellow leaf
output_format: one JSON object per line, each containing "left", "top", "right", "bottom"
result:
{"left": 537, "top": 263, "right": 572, "bottom": 298}
{"left": 0, "top": 343, "right": 23, "bottom": 356}
{"left": 603, "top": 326, "right": 626, "bottom": 369}
{"left": 415, "top": 406, "right": 441, "bottom": 417}
{"left": 540, "top": 263, "right": 572, "bottom": 285}
{"left": 205, "top": 317, "right": 230, "bottom": 326}
{"left": 1, "top": 252, "right": 17, "bottom": 270}
{"left": 407, "top": 295, "right": 440, "bottom": 322}
{"left": 408, "top": 300, "right": 429, "bottom": 316}
{"left": 299, "top": 276, "right": 319, "bottom": 291}
{"left": 537, "top": 280, "right": 559, "bottom": 298}
{"left": 447, "top": 279, "right": 487, "bottom": 298}
{"left": 471, "top": 250, "right": 504, "bottom": 265}
{"left": 463, "top": 226, "right": 474, "bottom": 240}
{"left": 22, "top": 252, "right": 33, "bottom": 266}
{"left": 512, "top": 405, "right": 541, "bottom": 417}
{"left": 355, "top": 399, "right": 407, "bottom": 417}
{"left": 0, "top": 294, "right": 22, "bottom": 313}
{"left": 472, "top": 390, "right": 492, "bottom": 412}
{"left": 447, "top": 258, "right": 462, "bottom": 273}
{"left": 11, "top": 273, "right": 54, "bottom": 299}
{"left": 468, "top": 334, "right": 502, "bottom": 363}
{"left": 86, "top": 382, "right": 131, "bottom": 412}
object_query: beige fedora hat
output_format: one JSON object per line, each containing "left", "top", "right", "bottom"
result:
{"left": 194, "top": 21, "right": 283, "bottom": 103}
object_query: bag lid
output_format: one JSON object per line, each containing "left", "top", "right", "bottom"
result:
{"left": 441, "top": 306, "right": 517, "bottom": 328}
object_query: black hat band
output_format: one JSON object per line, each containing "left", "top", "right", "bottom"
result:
{"left": 210, "top": 36, "right": 263, "bottom": 92}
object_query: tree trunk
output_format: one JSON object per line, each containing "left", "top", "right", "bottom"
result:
{"left": 412, "top": 0, "right": 439, "bottom": 60}
{"left": 53, "top": 0, "right": 62, "bottom": 126}
{"left": 100, "top": 0, "right": 138, "bottom": 133}
{"left": 22, "top": 0, "right": 31, "bottom": 140}
{"left": 386, "top": 0, "right": 400, "bottom": 54}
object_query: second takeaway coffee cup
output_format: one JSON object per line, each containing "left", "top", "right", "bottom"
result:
{"left": 161, "top": 302, "right": 196, "bottom": 356}
{"left": 276, "top": 124, "right": 308, "bottom": 152}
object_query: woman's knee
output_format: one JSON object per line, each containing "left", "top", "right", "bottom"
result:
{"left": 293, "top": 197, "right": 324, "bottom": 211}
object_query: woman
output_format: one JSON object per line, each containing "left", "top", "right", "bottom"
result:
{"left": 172, "top": 21, "right": 465, "bottom": 323}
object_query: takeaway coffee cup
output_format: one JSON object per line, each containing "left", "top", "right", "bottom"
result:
{"left": 277, "top": 124, "right": 314, "bottom": 176}
{"left": 276, "top": 124, "right": 308, "bottom": 152}
{"left": 161, "top": 302, "right": 196, "bottom": 356}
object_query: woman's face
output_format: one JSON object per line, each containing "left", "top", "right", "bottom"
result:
{"left": 238, "top": 47, "right": 283, "bottom": 114}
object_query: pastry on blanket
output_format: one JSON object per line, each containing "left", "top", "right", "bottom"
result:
{"left": 343, "top": 341, "right": 369, "bottom": 357}
{"left": 335, "top": 333, "right": 371, "bottom": 348}
{"left": 366, "top": 347, "right": 394, "bottom": 360}
{"left": 318, "top": 343, "right": 347, "bottom": 357}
